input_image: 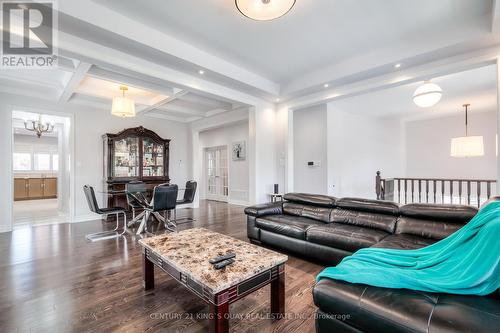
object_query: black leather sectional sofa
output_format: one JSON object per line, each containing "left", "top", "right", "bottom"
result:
{"left": 244, "top": 193, "right": 500, "bottom": 333}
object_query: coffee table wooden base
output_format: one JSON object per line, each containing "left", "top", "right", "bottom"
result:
{"left": 142, "top": 250, "right": 286, "bottom": 333}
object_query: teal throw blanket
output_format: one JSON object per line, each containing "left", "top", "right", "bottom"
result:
{"left": 316, "top": 201, "right": 500, "bottom": 295}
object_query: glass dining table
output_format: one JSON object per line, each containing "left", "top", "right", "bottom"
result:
{"left": 96, "top": 186, "right": 185, "bottom": 235}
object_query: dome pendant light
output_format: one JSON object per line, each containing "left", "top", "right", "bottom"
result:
{"left": 111, "top": 86, "right": 136, "bottom": 118}
{"left": 413, "top": 81, "right": 442, "bottom": 108}
{"left": 236, "top": 0, "right": 296, "bottom": 21}
{"left": 450, "top": 104, "right": 484, "bottom": 158}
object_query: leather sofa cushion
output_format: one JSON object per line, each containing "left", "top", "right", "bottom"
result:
{"left": 330, "top": 208, "right": 397, "bottom": 233}
{"left": 313, "top": 279, "right": 500, "bottom": 333}
{"left": 244, "top": 201, "right": 283, "bottom": 217}
{"left": 336, "top": 197, "right": 399, "bottom": 215}
{"left": 400, "top": 203, "right": 477, "bottom": 222}
{"left": 370, "top": 234, "right": 436, "bottom": 250}
{"left": 255, "top": 215, "right": 323, "bottom": 240}
{"left": 307, "top": 224, "right": 389, "bottom": 252}
{"left": 395, "top": 217, "right": 465, "bottom": 240}
{"left": 283, "top": 192, "right": 337, "bottom": 207}
{"left": 283, "top": 202, "right": 333, "bottom": 223}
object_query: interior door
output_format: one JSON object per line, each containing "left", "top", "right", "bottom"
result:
{"left": 205, "top": 146, "right": 228, "bottom": 202}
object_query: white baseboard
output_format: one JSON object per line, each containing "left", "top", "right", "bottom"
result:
{"left": 228, "top": 200, "right": 250, "bottom": 207}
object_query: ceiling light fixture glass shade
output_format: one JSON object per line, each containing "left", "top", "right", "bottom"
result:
{"left": 235, "top": 0, "right": 296, "bottom": 21}
{"left": 111, "top": 86, "right": 136, "bottom": 117}
{"left": 450, "top": 104, "right": 484, "bottom": 158}
{"left": 413, "top": 81, "right": 442, "bottom": 108}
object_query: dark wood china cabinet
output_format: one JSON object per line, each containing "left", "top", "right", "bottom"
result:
{"left": 103, "top": 126, "right": 170, "bottom": 210}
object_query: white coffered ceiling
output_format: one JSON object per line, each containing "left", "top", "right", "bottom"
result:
{"left": 93, "top": 0, "right": 492, "bottom": 84}
{"left": 1, "top": 0, "right": 500, "bottom": 119}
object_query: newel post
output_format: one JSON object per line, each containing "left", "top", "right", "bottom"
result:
{"left": 376, "top": 171, "right": 382, "bottom": 200}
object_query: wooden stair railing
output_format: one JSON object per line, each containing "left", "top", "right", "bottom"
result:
{"left": 376, "top": 171, "right": 497, "bottom": 208}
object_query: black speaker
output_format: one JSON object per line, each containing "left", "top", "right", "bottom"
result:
{"left": 274, "top": 184, "right": 279, "bottom": 194}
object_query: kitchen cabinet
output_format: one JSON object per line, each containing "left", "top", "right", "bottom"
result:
{"left": 13, "top": 177, "right": 58, "bottom": 201}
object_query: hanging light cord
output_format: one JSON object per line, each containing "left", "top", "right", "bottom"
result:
{"left": 463, "top": 103, "right": 470, "bottom": 137}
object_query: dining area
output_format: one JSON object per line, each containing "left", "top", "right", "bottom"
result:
{"left": 82, "top": 126, "right": 198, "bottom": 241}
{"left": 83, "top": 180, "right": 197, "bottom": 241}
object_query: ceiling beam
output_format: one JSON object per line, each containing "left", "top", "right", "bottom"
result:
{"left": 492, "top": 0, "right": 500, "bottom": 32}
{"left": 136, "top": 90, "right": 189, "bottom": 115}
{"left": 88, "top": 66, "right": 175, "bottom": 96}
{"left": 59, "top": 61, "right": 92, "bottom": 102}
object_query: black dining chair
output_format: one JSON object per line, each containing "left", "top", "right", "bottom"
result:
{"left": 136, "top": 184, "right": 178, "bottom": 234}
{"left": 126, "top": 181, "right": 147, "bottom": 227}
{"left": 174, "top": 180, "right": 197, "bottom": 224}
{"left": 83, "top": 185, "right": 127, "bottom": 241}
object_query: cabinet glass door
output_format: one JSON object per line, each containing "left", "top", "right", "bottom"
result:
{"left": 142, "top": 138, "right": 164, "bottom": 177}
{"left": 113, "top": 137, "right": 139, "bottom": 178}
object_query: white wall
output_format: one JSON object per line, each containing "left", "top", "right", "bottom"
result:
{"left": 293, "top": 104, "right": 328, "bottom": 194}
{"left": 405, "top": 110, "right": 497, "bottom": 179}
{"left": 198, "top": 121, "right": 249, "bottom": 204}
{"left": 327, "top": 103, "right": 404, "bottom": 199}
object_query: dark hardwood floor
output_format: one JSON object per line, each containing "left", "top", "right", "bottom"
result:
{"left": 0, "top": 200, "right": 323, "bottom": 333}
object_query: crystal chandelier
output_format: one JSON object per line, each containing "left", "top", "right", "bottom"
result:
{"left": 24, "top": 115, "right": 54, "bottom": 138}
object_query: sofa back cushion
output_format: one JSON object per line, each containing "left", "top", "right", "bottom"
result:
{"left": 396, "top": 203, "right": 478, "bottom": 240}
{"left": 283, "top": 202, "right": 334, "bottom": 223}
{"left": 328, "top": 198, "right": 400, "bottom": 233}
{"left": 283, "top": 193, "right": 337, "bottom": 207}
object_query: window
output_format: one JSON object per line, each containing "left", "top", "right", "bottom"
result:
{"left": 13, "top": 153, "right": 31, "bottom": 171}
{"left": 52, "top": 154, "right": 59, "bottom": 171}
{"left": 34, "top": 153, "right": 51, "bottom": 171}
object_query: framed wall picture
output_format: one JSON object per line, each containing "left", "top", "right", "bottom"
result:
{"left": 232, "top": 141, "right": 246, "bottom": 161}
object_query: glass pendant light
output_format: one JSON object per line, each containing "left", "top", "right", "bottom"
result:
{"left": 111, "top": 86, "right": 136, "bottom": 118}
{"left": 450, "top": 104, "right": 484, "bottom": 158}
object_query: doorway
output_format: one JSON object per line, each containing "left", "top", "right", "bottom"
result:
{"left": 11, "top": 111, "right": 71, "bottom": 228}
{"left": 205, "top": 146, "right": 228, "bottom": 202}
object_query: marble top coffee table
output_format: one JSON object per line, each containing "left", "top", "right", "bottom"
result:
{"left": 139, "top": 228, "right": 288, "bottom": 333}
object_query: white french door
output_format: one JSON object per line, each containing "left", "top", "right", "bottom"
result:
{"left": 205, "top": 146, "right": 228, "bottom": 202}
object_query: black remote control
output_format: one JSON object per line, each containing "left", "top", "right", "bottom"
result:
{"left": 209, "top": 253, "right": 236, "bottom": 264}
{"left": 213, "top": 258, "right": 235, "bottom": 270}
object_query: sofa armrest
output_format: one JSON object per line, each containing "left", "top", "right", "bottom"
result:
{"left": 244, "top": 202, "right": 283, "bottom": 217}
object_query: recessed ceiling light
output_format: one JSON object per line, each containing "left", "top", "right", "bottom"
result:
{"left": 394, "top": 63, "right": 402, "bottom": 68}
{"left": 324, "top": 83, "right": 329, "bottom": 88}
{"left": 198, "top": 70, "right": 205, "bottom": 75}
{"left": 275, "top": 98, "right": 280, "bottom": 102}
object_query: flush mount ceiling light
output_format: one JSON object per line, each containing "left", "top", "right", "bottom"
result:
{"left": 450, "top": 104, "right": 484, "bottom": 158}
{"left": 111, "top": 86, "right": 136, "bottom": 118}
{"left": 236, "top": 0, "right": 296, "bottom": 21}
{"left": 413, "top": 81, "right": 442, "bottom": 108}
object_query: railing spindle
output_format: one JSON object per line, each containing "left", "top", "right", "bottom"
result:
{"left": 425, "top": 180, "right": 429, "bottom": 203}
{"left": 404, "top": 179, "right": 408, "bottom": 204}
{"left": 418, "top": 180, "right": 422, "bottom": 203}
{"left": 441, "top": 181, "right": 445, "bottom": 203}
{"left": 467, "top": 181, "right": 471, "bottom": 206}
{"left": 411, "top": 179, "right": 414, "bottom": 203}
{"left": 487, "top": 181, "right": 491, "bottom": 200}
{"left": 397, "top": 179, "right": 401, "bottom": 203}
{"left": 433, "top": 180, "right": 437, "bottom": 203}
{"left": 477, "top": 182, "right": 481, "bottom": 208}
{"left": 458, "top": 181, "right": 462, "bottom": 205}
{"left": 450, "top": 180, "right": 453, "bottom": 204}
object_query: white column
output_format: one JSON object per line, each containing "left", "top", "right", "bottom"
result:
{"left": 0, "top": 104, "right": 13, "bottom": 232}
{"left": 497, "top": 58, "right": 500, "bottom": 195}
{"left": 190, "top": 129, "right": 201, "bottom": 208}
{"left": 248, "top": 104, "right": 277, "bottom": 204}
